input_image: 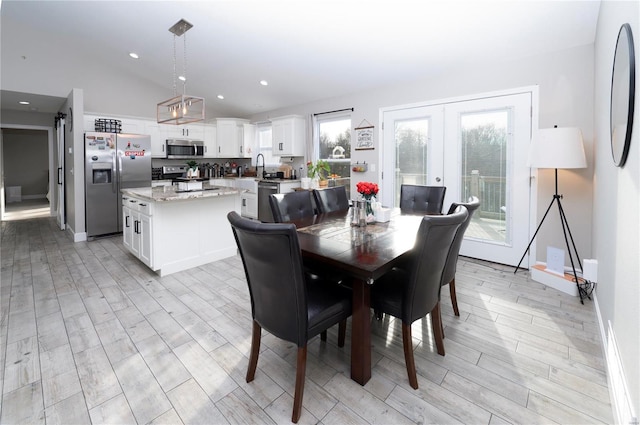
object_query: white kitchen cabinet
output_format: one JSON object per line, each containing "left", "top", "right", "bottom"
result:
{"left": 271, "top": 115, "right": 305, "bottom": 157}
{"left": 203, "top": 124, "right": 217, "bottom": 158}
{"left": 122, "top": 195, "right": 153, "bottom": 268}
{"left": 216, "top": 119, "right": 240, "bottom": 157}
{"left": 240, "top": 192, "right": 257, "bottom": 219}
{"left": 164, "top": 123, "right": 205, "bottom": 140}
{"left": 144, "top": 122, "right": 167, "bottom": 158}
{"left": 239, "top": 123, "right": 256, "bottom": 158}
{"left": 278, "top": 181, "right": 299, "bottom": 194}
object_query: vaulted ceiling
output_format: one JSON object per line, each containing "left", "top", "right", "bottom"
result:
{"left": 1, "top": 0, "right": 601, "bottom": 118}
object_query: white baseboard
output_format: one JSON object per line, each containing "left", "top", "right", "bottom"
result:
{"left": 594, "top": 292, "right": 637, "bottom": 425}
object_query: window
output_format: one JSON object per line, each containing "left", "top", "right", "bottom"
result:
{"left": 256, "top": 124, "right": 279, "bottom": 166}
{"left": 315, "top": 114, "right": 352, "bottom": 198}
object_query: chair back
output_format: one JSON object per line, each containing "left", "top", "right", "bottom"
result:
{"left": 442, "top": 197, "right": 481, "bottom": 286}
{"left": 399, "top": 184, "right": 447, "bottom": 214}
{"left": 269, "top": 191, "right": 316, "bottom": 223}
{"left": 402, "top": 209, "right": 467, "bottom": 324}
{"left": 227, "top": 211, "right": 308, "bottom": 345}
{"left": 313, "top": 186, "right": 349, "bottom": 214}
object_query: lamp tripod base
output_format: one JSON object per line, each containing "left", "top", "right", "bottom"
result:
{"left": 514, "top": 170, "right": 592, "bottom": 304}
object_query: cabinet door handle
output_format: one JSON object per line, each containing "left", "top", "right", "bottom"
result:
{"left": 279, "top": 142, "right": 283, "bottom": 151}
{"left": 139, "top": 203, "right": 147, "bottom": 207}
{"left": 134, "top": 220, "right": 139, "bottom": 234}
{"left": 218, "top": 146, "right": 221, "bottom": 153}
{"left": 240, "top": 145, "right": 243, "bottom": 153}
{"left": 242, "top": 199, "right": 246, "bottom": 207}
{"left": 125, "top": 216, "right": 130, "bottom": 227}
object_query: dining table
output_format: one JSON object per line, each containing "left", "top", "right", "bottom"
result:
{"left": 291, "top": 208, "right": 424, "bottom": 385}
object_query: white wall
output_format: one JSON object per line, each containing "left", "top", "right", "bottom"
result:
{"left": 251, "top": 43, "right": 595, "bottom": 264}
{"left": 593, "top": 0, "right": 639, "bottom": 419}
{"left": 60, "top": 88, "right": 86, "bottom": 240}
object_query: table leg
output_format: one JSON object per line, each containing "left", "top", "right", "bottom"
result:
{"left": 350, "top": 277, "right": 371, "bottom": 385}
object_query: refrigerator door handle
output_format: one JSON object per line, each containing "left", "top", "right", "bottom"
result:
{"left": 112, "top": 151, "right": 117, "bottom": 193}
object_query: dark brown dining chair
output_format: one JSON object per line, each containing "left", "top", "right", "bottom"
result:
{"left": 399, "top": 184, "right": 447, "bottom": 214}
{"left": 227, "top": 211, "right": 351, "bottom": 423}
{"left": 371, "top": 209, "right": 467, "bottom": 389}
{"left": 313, "top": 186, "right": 349, "bottom": 214}
{"left": 269, "top": 191, "right": 316, "bottom": 223}
{"left": 442, "top": 196, "right": 481, "bottom": 316}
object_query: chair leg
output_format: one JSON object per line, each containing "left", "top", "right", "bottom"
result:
{"left": 246, "top": 321, "right": 261, "bottom": 382}
{"left": 338, "top": 319, "right": 346, "bottom": 347}
{"left": 449, "top": 278, "right": 460, "bottom": 316}
{"left": 292, "top": 346, "right": 307, "bottom": 423}
{"left": 320, "top": 330, "right": 327, "bottom": 342}
{"left": 431, "top": 303, "right": 445, "bottom": 356}
{"left": 401, "top": 322, "right": 419, "bottom": 389}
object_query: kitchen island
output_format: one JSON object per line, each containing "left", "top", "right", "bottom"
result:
{"left": 121, "top": 182, "right": 241, "bottom": 276}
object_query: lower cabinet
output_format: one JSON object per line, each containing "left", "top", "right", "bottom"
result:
{"left": 240, "top": 192, "right": 257, "bottom": 219}
{"left": 122, "top": 195, "right": 153, "bottom": 268}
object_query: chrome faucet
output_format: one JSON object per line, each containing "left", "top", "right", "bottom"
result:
{"left": 256, "top": 153, "right": 265, "bottom": 179}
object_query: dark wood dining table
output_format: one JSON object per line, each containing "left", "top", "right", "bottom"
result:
{"left": 291, "top": 209, "right": 424, "bottom": 385}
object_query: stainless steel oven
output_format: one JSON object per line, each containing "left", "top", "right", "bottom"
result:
{"left": 166, "top": 139, "right": 204, "bottom": 159}
{"left": 258, "top": 181, "right": 279, "bottom": 222}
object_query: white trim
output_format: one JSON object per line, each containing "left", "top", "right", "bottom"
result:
{"left": 594, "top": 292, "right": 637, "bottom": 425}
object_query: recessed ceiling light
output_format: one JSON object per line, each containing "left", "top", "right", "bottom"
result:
{"left": 129, "top": 52, "right": 139, "bottom": 59}
{"left": 217, "top": 95, "right": 224, "bottom": 100}
{"left": 259, "top": 80, "right": 268, "bottom": 86}
{"left": 178, "top": 75, "right": 186, "bottom": 82}
{"left": 19, "top": 101, "right": 30, "bottom": 105}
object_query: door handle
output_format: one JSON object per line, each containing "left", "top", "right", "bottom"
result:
{"left": 134, "top": 220, "right": 139, "bottom": 234}
{"left": 125, "top": 215, "right": 130, "bottom": 227}
{"left": 57, "top": 167, "right": 62, "bottom": 185}
{"left": 435, "top": 177, "right": 442, "bottom": 182}
{"left": 112, "top": 151, "right": 118, "bottom": 193}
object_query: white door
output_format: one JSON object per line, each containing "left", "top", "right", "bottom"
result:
{"left": 56, "top": 119, "right": 65, "bottom": 230}
{"left": 381, "top": 105, "right": 444, "bottom": 207}
{"left": 382, "top": 90, "right": 533, "bottom": 266}
{"left": 443, "top": 92, "right": 532, "bottom": 266}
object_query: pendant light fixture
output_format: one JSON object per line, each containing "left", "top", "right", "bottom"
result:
{"left": 157, "top": 19, "right": 205, "bottom": 125}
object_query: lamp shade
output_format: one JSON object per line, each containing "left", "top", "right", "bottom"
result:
{"left": 527, "top": 127, "right": 587, "bottom": 169}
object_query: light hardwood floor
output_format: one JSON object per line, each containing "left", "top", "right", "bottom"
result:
{"left": 0, "top": 217, "right": 613, "bottom": 424}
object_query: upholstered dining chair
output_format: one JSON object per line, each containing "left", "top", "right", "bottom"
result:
{"left": 227, "top": 211, "right": 352, "bottom": 423}
{"left": 370, "top": 209, "right": 467, "bottom": 389}
{"left": 442, "top": 196, "right": 481, "bottom": 316}
{"left": 312, "top": 186, "right": 349, "bottom": 214}
{"left": 399, "top": 184, "right": 447, "bottom": 215}
{"left": 269, "top": 191, "right": 316, "bottom": 223}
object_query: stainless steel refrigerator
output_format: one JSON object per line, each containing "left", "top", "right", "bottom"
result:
{"left": 85, "top": 132, "right": 151, "bottom": 238}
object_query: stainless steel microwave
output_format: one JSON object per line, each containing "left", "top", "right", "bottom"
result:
{"left": 166, "top": 139, "right": 205, "bottom": 159}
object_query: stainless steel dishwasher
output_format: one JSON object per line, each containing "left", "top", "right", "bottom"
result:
{"left": 258, "top": 181, "right": 279, "bottom": 222}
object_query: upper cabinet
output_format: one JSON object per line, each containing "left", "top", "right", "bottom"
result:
{"left": 164, "top": 123, "right": 205, "bottom": 140}
{"left": 216, "top": 119, "right": 255, "bottom": 158}
{"left": 271, "top": 115, "right": 305, "bottom": 157}
{"left": 203, "top": 123, "right": 216, "bottom": 158}
{"left": 239, "top": 123, "right": 256, "bottom": 159}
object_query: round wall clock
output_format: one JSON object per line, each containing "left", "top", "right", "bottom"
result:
{"left": 610, "top": 23, "right": 635, "bottom": 167}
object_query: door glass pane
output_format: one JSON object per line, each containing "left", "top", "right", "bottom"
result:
{"left": 460, "top": 109, "right": 509, "bottom": 244}
{"left": 395, "top": 119, "right": 429, "bottom": 206}
{"left": 318, "top": 118, "right": 351, "bottom": 198}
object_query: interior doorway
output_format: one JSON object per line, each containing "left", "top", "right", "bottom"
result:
{"left": 0, "top": 125, "right": 55, "bottom": 222}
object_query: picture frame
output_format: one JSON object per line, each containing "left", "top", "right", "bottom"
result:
{"left": 355, "top": 124, "right": 374, "bottom": 150}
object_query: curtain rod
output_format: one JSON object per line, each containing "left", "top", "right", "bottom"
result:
{"left": 313, "top": 107, "right": 354, "bottom": 116}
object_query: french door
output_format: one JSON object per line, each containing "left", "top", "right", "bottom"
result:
{"left": 382, "top": 90, "right": 533, "bottom": 266}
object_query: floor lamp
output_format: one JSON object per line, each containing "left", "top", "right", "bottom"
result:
{"left": 514, "top": 126, "right": 591, "bottom": 303}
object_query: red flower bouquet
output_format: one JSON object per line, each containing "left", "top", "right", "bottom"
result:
{"left": 356, "top": 182, "right": 379, "bottom": 199}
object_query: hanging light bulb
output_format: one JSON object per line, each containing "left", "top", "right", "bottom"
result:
{"left": 157, "top": 19, "right": 205, "bottom": 125}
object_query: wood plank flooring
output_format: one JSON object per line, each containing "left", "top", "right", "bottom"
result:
{"left": 0, "top": 217, "right": 613, "bottom": 424}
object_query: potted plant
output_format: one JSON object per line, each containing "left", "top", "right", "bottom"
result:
{"left": 186, "top": 160, "right": 199, "bottom": 178}
{"left": 307, "top": 160, "right": 331, "bottom": 188}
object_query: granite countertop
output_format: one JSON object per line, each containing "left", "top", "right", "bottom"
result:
{"left": 122, "top": 182, "right": 241, "bottom": 202}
